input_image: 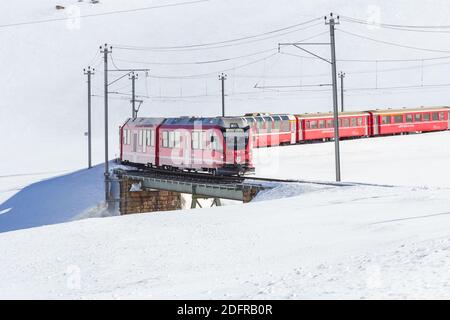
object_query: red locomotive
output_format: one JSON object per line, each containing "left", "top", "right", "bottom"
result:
{"left": 120, "top": 116, "right": 254, "bottom": 175}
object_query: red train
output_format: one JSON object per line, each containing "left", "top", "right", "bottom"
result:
{"left": 243, "top": 106, "right": 449, "bottom": 146}
{"left": 120, "top": 106, "right": 449, "bottom": 175}
{"left": 120, "top": 116, "right": 254, "bottom": 175}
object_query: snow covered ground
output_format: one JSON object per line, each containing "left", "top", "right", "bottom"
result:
{"left": 1, "top": 131, "right": 450, "bottom": 299}
{"left": 254, "top": 131, "right": 450, "bottom": 188}
{"left": 1, "top": 182, "right": 450, "bottom": 299}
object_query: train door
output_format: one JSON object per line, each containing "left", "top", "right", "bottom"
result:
{"left": 373, "top": 115, "right": 379, "bottom": 135}
{"left": 297, "top": 118, "right": 303, "bottom": 142}
{"left": 288, "top": 116, "right": 296, "bottom": 144}
{"left": 224, "top": 128, "right": 247, "bottom": 165}
{"left": 448, "top": 111, "right": 450, "bottom": 128}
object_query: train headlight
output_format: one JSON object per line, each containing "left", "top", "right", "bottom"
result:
{"left": 237, "top": 156, "right": 242, "bottom": 162}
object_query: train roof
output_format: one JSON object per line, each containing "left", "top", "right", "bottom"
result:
{"left": 126, "top": 117, "right": 166, "bottom": 126}
{"left": 162, "top": 116, "right": 249, "bottom": 128}
{"left": 295, "top": 111, "right": 369, "bottom": 118}
{"left": 368, "top": 106, "right": 450, "bottom": 114}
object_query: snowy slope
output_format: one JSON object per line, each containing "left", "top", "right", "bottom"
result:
{"left": 0, "top": 130, "right": 450, "bottom": 298}
{"left": 2, "top": 130, "right": 450, "bottom": 234}
{"left": 1, "top": 183, "right": 450, "bottom": 299}
{"left": 254, "top": 131, "right": 450, "bottom": 188}
{"left": 0, "top": 163, "right": 108, "bottom": 233}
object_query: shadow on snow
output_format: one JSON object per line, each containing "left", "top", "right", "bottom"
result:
{"left": 0, "top": 164, "right": 107, "bottom": 233}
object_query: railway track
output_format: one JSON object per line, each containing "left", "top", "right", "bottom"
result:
{"left": 118, "top": 165, "right": 366, "bottom": 188}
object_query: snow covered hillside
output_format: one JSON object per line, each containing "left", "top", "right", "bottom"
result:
{"left": 254, "top": 131, "right": 450, "bottom": 188}
{"left": 2, "top": 130, "right": 450, "bottom": 234}
{"left": 1, "top": 182, "right": 450, "bottom": 299}
{"left": 1, "top": 130, "right": 450, "bottom": 299}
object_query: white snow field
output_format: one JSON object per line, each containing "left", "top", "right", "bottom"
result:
{"left": 1, "top": 131, "right": 450, "bottom": 299}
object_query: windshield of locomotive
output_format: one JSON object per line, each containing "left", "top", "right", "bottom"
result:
{"left": 224, "top": 129, "right": 248, "bottom": 150}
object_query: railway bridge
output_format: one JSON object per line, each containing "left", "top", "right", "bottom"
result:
{"left": 113, "top": 168, "right": 269, "bottom": 214}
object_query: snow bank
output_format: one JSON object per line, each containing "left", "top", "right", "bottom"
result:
{"left": 0, "top": 164, "right": 108, "bottom": 233}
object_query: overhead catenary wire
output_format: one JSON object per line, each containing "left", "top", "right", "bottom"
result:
{"left": 130, "top": 52, "right": 281, "bottom": 79}
{"left": 340, "top": 15, "right": 450, "bottom": 33}
{"left": 112, "top": 48, "right": 278, "bottom": 66}
{"left": 0, "top": 0, "right": 210, "bottom": 29}
{"left": 281, "top": 50, "right": 450, "bottom": 63}
{"left": 112, "top": 18, "right": 323, "bottom": 52}
{"left": 337, "top": 28, "right": 450, "bottom": 54}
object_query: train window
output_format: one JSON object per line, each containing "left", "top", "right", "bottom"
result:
{"left": 394, "top": 115, "right": 403, "bottom": 123}
{"left": 423, "top": 113, "right": 430, "bottom": 121}
{"left": 128, "top": 130, "right": 131, "bottom": 145}
{"left": 342, "top": 118, "right": 350, "bottom": 127}
{"left": 162, "top": 131, "right": 169, "bottom": 148}
{"left": 201, "top": 132, "right": 206, "bottom": 149}
{"left": 192, "top": 132, "right": 200, "bottom": 149}
{"left": 274, "top": 120, "right": 281, "bottom": 131}
{"left": 319, "top": 120, "right": 325, "bottom": 128}
{"left": 123, "top": 130, "right": 128, "bottom": 145}
{"left": 327, "top": 119, "right": 333, "bottom": 128}
{"left": 358, "top": 117, "right": 363, "bottom": 126}
{"left": 432, "top": 112, "right": 439, "bottom": 121}
{"left": 174, "top": 131, "right": 181, "bottom": 148}
{"left": 415, "top": 114, "right": 421, "bottom": 122}
{"left": 256, "top": 118, "right": 263, "bottom": 131}
{"left": 138, "top": 130, "right": 143, "bottom": 146}
{"left": 287, "top": 121, "right": 292, "bottom": 131}
{"left": 406, "top": 114, "right": 413, "bottom": 123}
{"left": 168, "top": 131, "right": 175, "bottom": 148}
{"left": 310, "top": 120, "right": 318, "bottom": 129}
{"left": 382, "top": 116, "right": 391, "bottom": 124}
{"left": 440, "top": 112, "right": 445, "bottom": 120}
{"left": 351, "top": 118, "right": 357, "bottom": 127}
{"left": 281, "top": 115, "right": 289, "bottom": 120}
{"left": 210, "top": 133, "right": 220, "bottom": 150}
{"left": 305, "top": 121, "right": 310, "bottom": 129}
{"left": 145, "top": 130, "right": 151, "bottom": 146}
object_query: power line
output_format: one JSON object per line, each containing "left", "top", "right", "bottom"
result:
{"left": 340, "top": 16, "right": 450, "bottom": 33}
{"left": 112, "top": 18, "right": 323, "bottom": 52}
{"left": 337, "top": 28, "right": 450, "bottom": 54}
{"left": 345, "top": 83, "right": 450, "bottom": 92}
{"left": 282, "top": 50, "right": 450, "bottom": 63}
{"left": 0, "top": 0, "right": 210, "bottom": 29}
{"left": 112, "top": 48, "right": 277, "bottom": 66}
{"left": 142, "top": 52, "right": 280, "bottom": 79}
{"left": 345, "top": 59, "right": 450, "bottom": 75}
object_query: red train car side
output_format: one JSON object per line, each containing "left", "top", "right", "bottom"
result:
{"left": 368, "top": 107, "right": 449, "bottom": 136}
{"left": 241, "top": 113, "right": 296, "bottom": 148}
{"left": 121, "top": 118, "right": 165, "bottom": 165}
{"left": 296, "top": 111, "right": 370, "bottom": 142}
